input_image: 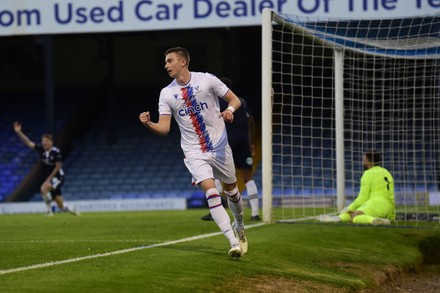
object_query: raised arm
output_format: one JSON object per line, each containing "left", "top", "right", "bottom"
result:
{"left": 139, "top": 111, "right": 172, "bottom": 136}
{"left": 13, "top": 121, "right": 36, "bottom": 149}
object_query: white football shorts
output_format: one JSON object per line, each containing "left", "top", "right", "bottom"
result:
{"left": 184, "top": 145, "right": 237, "bottom": 186}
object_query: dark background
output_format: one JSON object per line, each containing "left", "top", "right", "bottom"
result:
{"left": 0, "top": 26, "right": 262, "bottom": 123}
{"left": 0, "top": 26, "right": 263, "bottom": 202}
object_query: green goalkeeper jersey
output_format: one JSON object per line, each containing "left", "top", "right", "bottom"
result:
{"left": 348, "top": 166, "right": 395, "bottom": 219}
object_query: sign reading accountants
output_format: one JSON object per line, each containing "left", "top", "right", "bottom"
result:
{"left": 0, "top": 0, "right": 438, "bottom": 36}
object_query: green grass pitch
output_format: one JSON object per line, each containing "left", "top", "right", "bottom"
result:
{"left": 0, "top": 209, "right": 439, "bottom": 292}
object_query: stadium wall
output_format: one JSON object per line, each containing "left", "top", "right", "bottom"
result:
{"left": 0, "top": 198, "right": 186, "bottom": 214}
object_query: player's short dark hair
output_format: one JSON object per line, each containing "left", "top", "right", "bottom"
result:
{"left": 220, "top": 77, "right": 233, "bottom": 89}
{"left": 365, "top": 150, "right": 381, "bottom": 166}
{"left": 164, "top": 47, "right": 190, "bottom": 66}
{"left": 41, "top": 134, "right": 53, "bottom": 141}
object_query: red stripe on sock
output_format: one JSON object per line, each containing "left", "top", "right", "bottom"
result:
{"left": 209, "top": 203, "right": 222, "bottom": 209}
{"left": 227, "top": 193, "right": 241, "bottom": 203}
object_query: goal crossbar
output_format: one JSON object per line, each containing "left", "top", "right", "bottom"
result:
{"left": 274, "top": 12, "right": 440, "bottom": 59}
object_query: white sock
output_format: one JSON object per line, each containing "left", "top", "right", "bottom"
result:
{"left": 224, "top": 187, "right": 244, "bottom": 232}
{"left": 206, "top": 188, "right": 237, "bottom": 246}
{"left": 42, "top": 193, "right": 52, "bottom": 213}
{"left": 246, "top": 180, "right": 260, "bottom": 217}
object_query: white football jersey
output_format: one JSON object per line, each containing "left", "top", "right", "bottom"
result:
{"left": 158, "top": 72, "right": 229, "bottom": 155}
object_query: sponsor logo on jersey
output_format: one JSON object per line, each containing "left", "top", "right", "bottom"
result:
{"left": 178, "top": 101, "right": 208, "bottom": 117}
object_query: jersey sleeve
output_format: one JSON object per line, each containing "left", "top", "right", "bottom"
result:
{"left": 54, "top": 148, "right": 63, "bottom": 162}
{"left": 158, "top": 88, "right": 173, "bottom": 116}
{"left": 210, "top": 74, "right": 229, "bottom": 98}
{"left": 348, "top": 171, "right": 372, "bottom": 211}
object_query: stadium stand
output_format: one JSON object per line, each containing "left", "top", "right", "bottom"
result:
{"left": 59, "top": 93, "right": 263, "bottom": 203}
{"left": 3, "top": 87, "right": 263, "bottom": 205}
{"left": 1, "top": 88, "right": 91, "bottom": 202}
{"left": 23, "top": 90, "right": 199, "bottom": 203}
{"left": 4, "top": 87, "right": 433, "bottom": 206}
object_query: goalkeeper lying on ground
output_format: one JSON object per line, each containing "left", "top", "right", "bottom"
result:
{"left": 319, "top": 151, "right": 395, "bottom": 225}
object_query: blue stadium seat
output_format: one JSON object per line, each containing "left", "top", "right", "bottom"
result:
{"left": 1, "top": 92, "right": 83, "bottom": 202}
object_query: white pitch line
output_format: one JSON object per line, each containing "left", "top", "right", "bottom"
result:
{"left": 0, "top": 240, "right": 157, "bottom": 244}
{"left": 0, "top": 223, "right": 265, "bottom": 276}
{"left": 277, "top": 212, "right": 338, "bottom": 223}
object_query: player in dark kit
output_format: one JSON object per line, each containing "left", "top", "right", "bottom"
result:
{"left": 201, "top": 77, "right": 261, "bottom": 221}
{"left": 13, "top": 121, "right": 78, "bottom": 216}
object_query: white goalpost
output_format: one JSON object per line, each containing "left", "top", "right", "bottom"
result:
{"left": 261, "top": 8, "right": 440, "bottom": 224}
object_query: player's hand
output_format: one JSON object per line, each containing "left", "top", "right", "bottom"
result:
{"left": 220, "top": 110, "right": 234, "bottom": 123}
{"left": 139, "top": 111, "right": 152, "bottom": 126}
{"left": 13, "top": 121, "right": 22, "bottom": 133}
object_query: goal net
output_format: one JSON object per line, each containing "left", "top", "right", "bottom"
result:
{"left": 261, "top": 9, "right": 440, "bottom": 225}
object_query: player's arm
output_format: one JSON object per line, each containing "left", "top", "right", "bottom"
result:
{"left": 220, "top": 90, "right": 241, "bottom": 123}
{"left": 348, "top": 173, "right": 371, "bottom": 211}
{"left": 13, "top": 121, "right": 36, "bottom": 149}
{"left": 139, "top": 111, "right": 171, "bottom": 136}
